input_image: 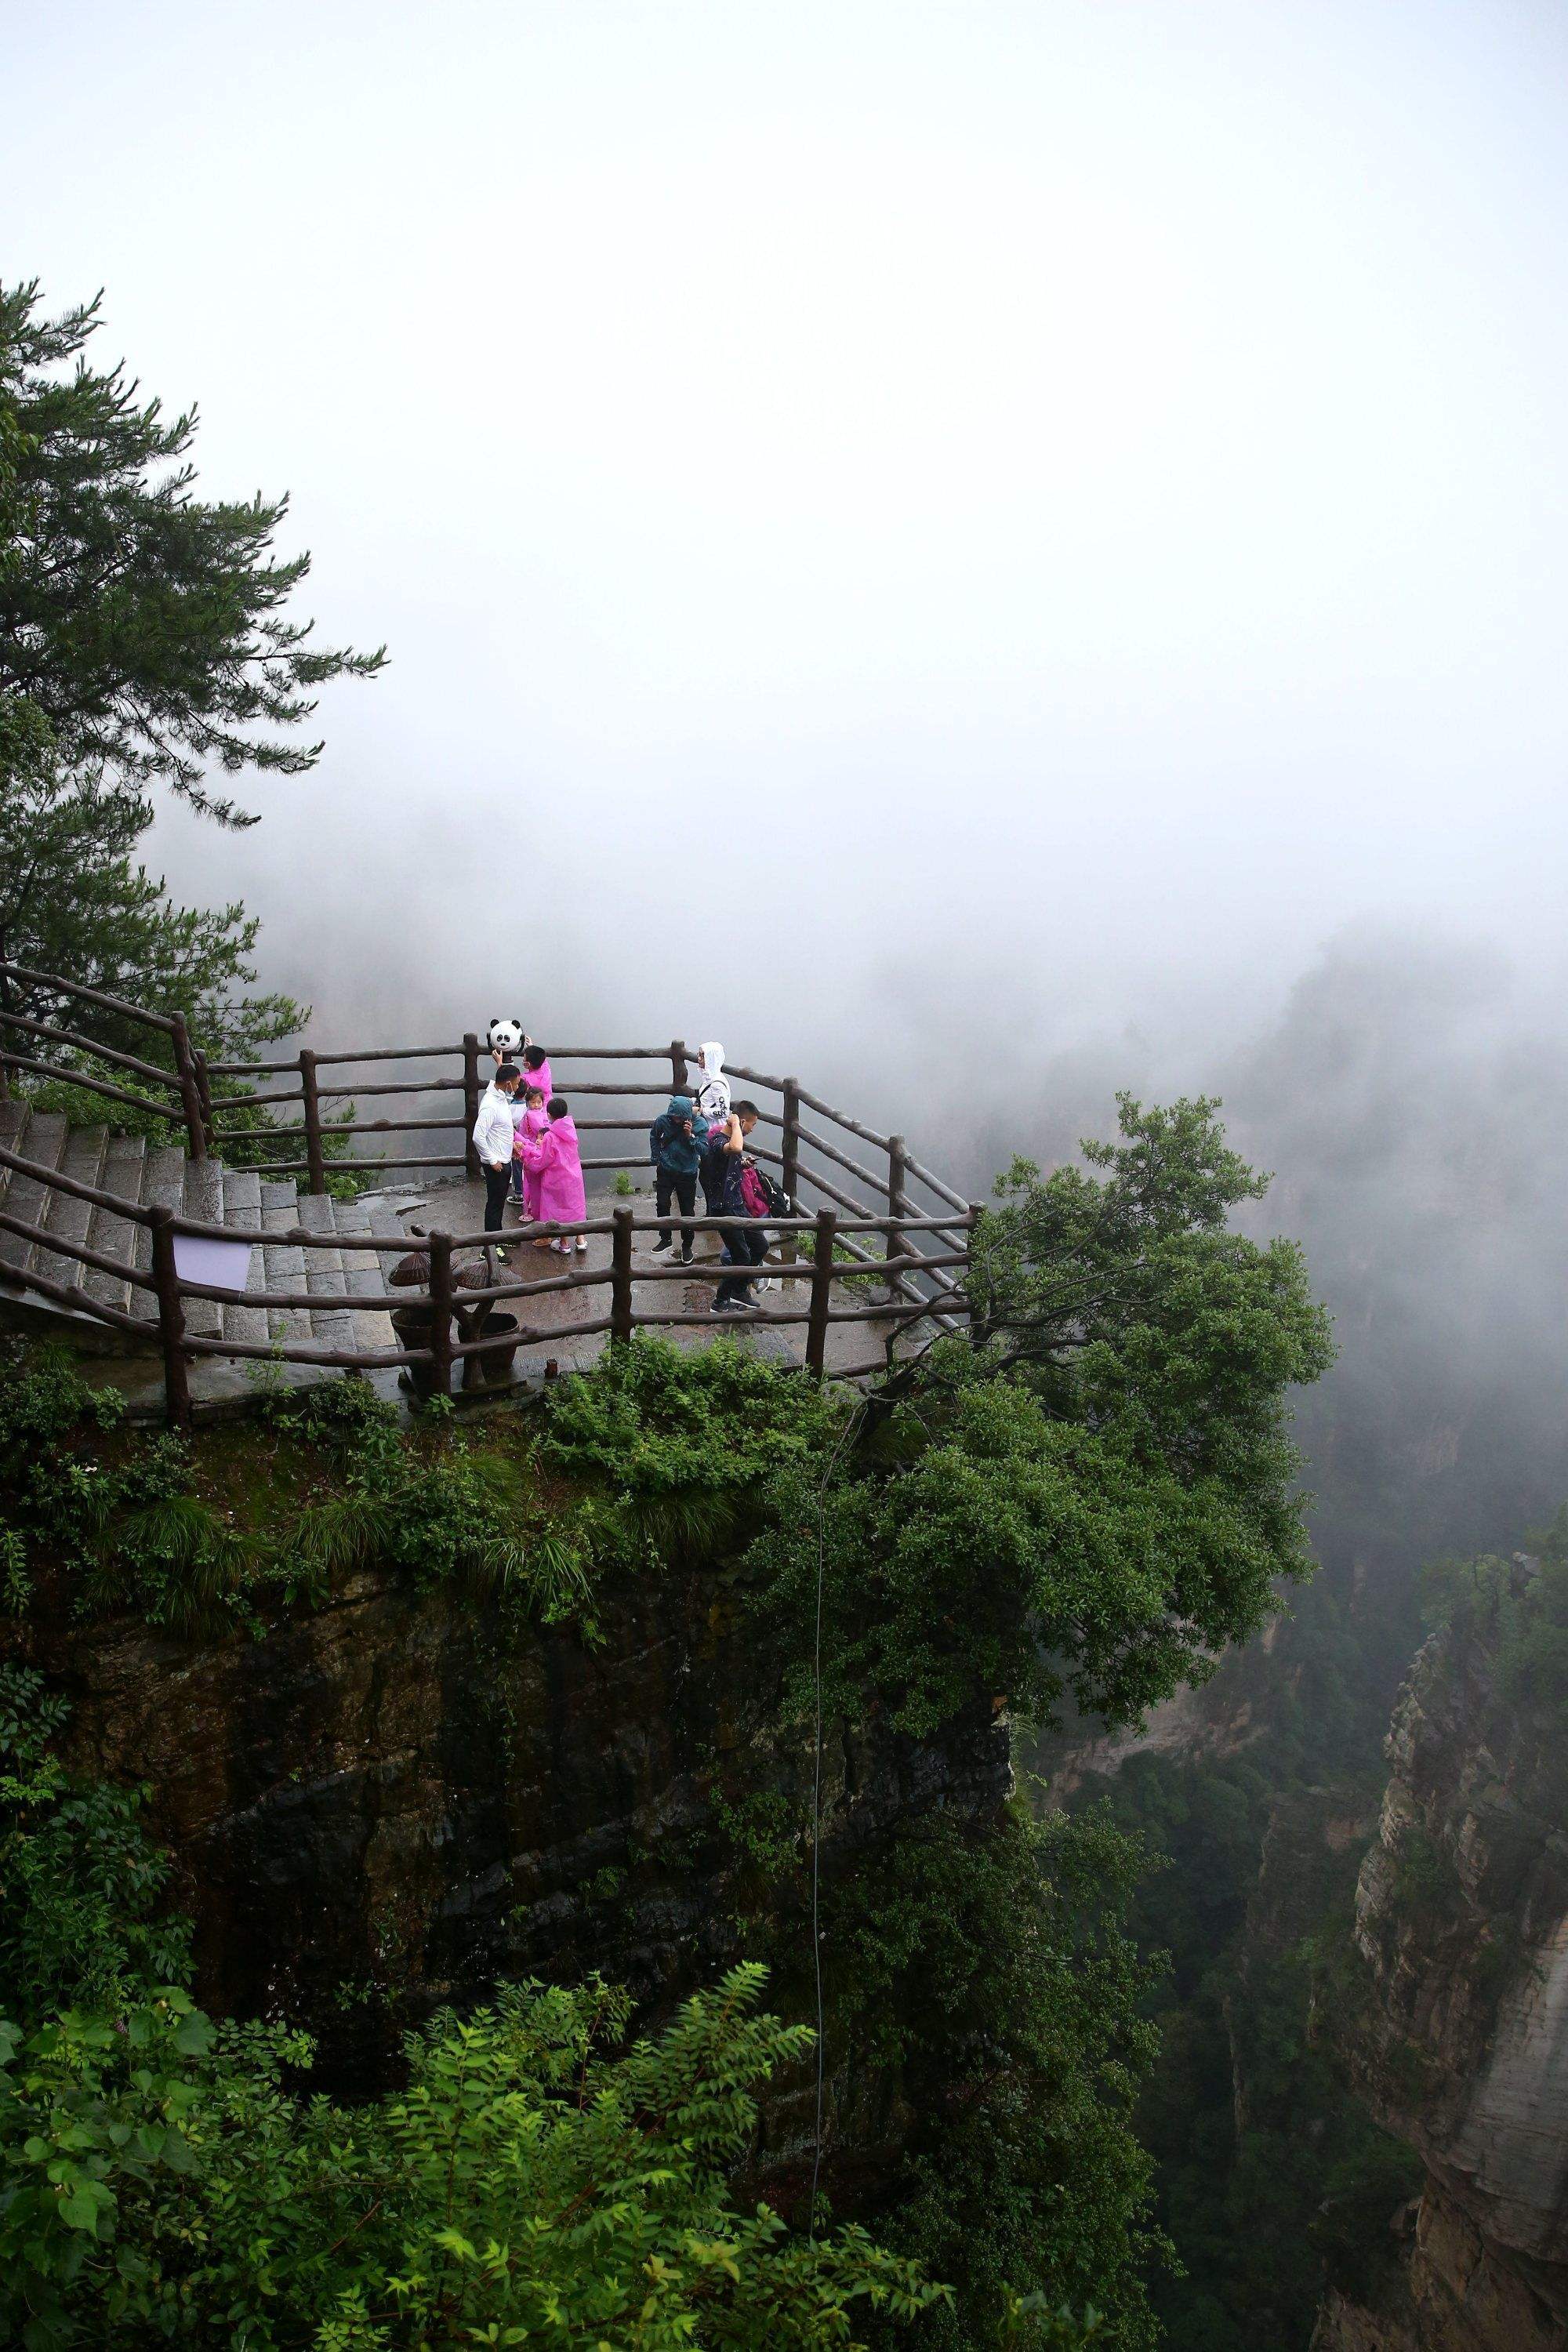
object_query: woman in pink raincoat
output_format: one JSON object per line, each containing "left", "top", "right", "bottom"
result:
{"left": 512, "top": 1085, "right": 550, "bottom": 1217}
{"left": 520, "top": 1096, "right": 589, "bottom": 1252}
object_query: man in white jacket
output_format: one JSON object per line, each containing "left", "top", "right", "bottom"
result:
{"left": 475, "top": 1063, "right": 521, "bottom": 1238}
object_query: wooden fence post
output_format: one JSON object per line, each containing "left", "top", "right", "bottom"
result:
{"left": 147, "top": 1205, "right": 192, "bottom": 1430}
{"left": 884, "top": 1133, "right": 909, "bottom": 1302}
{"left": 170, "top": 1015, "right": 207, "bottom": 1161}
{"left": 806, "top": 1207, "right": 837, "bottom": 1379}
{"left": 780, "top": 1079, "right": 801, "bottom": 1264}
{"left": 299, "top": 1050, "right": 327, "bottom": 1194}
{"left": 671, "top": 1038, "right": 689, "bottom": 1094}
{"left": 462, "top": 1035, "right": 481, "bottom": 1181}
{"left": 611, "top": 1205, "right": 635, "bottom": 1345}
{"left": 428, "top": 1232, "right": 455, "bottom": 1398}
{"left": 193, "top": 1048, "right": 215, "bottom": 1154}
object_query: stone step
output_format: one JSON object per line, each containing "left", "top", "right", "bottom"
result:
{"left": 0, "top": 1098, "right": 32, "bottom": 1211}
{"left": 218, "top": 1166, "right": 269, "bottom": 1351}
{"left": 128, "top": 1145, "right": 189, "bottom": 1323}
{"left": 331, "top": 1196, "right": 383, "bottom": 1297}
{"left": 332, "top": 1194, "right": 398, "bottom": 1356}
{"left": 296, "top": 1191, "right": 356, "bottom": 1353}
{"left": 30, "top": 1122, "right": 107, "bottom": 1296}
{"left": 82, "top": 1133, "right": 149, "bottom": 1320}
{"left": 368, "top": 1201, "right": 415, "bottom": 1277}
{"left": 260, "top": 1182, "right": 312, "bottom": 1349}
{"left": 178, "top": 1159, "right": 226, "bottom": 1341}
{"left": 0, "top": 1111, "right": 69, "bottom": 1283}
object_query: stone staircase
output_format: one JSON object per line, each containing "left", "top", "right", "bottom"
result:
{"left": 0, "top": 1097, "right": 413, "bottom": 1359}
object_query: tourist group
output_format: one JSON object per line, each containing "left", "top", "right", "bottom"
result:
{"left": 472, "top": 1040, "right": 787, "bottom": 1313}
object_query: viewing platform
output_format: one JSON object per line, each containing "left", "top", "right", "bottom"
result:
{"left": 0, "top": 962, "right": 978, "bottom": 1425}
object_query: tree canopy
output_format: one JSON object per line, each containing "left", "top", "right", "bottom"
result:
{"left": 0, "top": 278, "right": 383, "bottom": 828}
{"left": 753, "top": 1094, "right": 1334, "bottom": 1736}
{"left": 0, "top": 1669, "right": 942, "bottom": 2351}
{"left": 0, "top": 697, "right": 303, "bottom": 1064}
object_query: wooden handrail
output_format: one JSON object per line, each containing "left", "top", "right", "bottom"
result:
{"left": 0, "top": 1253, "right": 148, "bottom": 1333}
{"left": 0, "top": 959, "right": 180, "bottom": 1035}
{"left": 0, "top": 1148, "right": 965, "bottom": 1250}
{"left": 0, "top": 964, "right": 975, "bottom": 1424}
{"left": 0, "top": 1008, "right": 183, "bottom": 1091}
{"left": 793, "top": 1116, "right": 896, "bottom": 1203}
{"left": 898, "top": 1149, "right": 969, "bottom": 1216}
{"left": 0, "top": 1052, "right": 189, "bottom": 1127}
{"left": 0, "top": 1142, "right": 155, "bottom": 1224}
{"left": 205, "top": 1042, "right": 685, "bottom": 1076}
{"left": 0, "top": 1209, "right": 156, "bottom": 1289}
{"left": 148, "top": 1245, "right": 971, "bottom": 1318}
{"left": 789, "top": 1082, "right": 893, "bottom": 1156}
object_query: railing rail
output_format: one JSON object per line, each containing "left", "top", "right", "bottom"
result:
{"left": 0, "top": 960, "right": 210, "bottom": 1160}
{"left": 0, "top": 963, "right": 979, "bottom": 1423}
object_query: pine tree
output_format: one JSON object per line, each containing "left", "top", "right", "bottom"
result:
{"left": 0, "top": 277, "right": 384, "bottom": 829}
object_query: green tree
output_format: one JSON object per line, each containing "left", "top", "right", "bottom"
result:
{"left": 753, "top": 1094, "right": 1334, "bottom": 1737}
{"left": 0, "top": 278, "right": 383, "bottom": 828}
{"left": 0, "top": 1668, "right": 191, "bottom": 2022}
{"left": 0, "top": 1970, "right": 943, "bottom": 2350}
{"left": 0, "top": 1671, "right": 943, "bottom": 2350}
{"left": 839, "top": 1804, "right": 1165, "bottom": 2352}
{"left": 0, "top": 697, "right": 303, "bottom": 1064}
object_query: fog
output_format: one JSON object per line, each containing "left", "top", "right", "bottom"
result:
{"left": 10, "top": 2, "right": 1568, "bottom": 1561}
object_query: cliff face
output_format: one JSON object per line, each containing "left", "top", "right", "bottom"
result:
{"left": 10, "top": 1559, "right": 1009, "bottom": 2127}
{"left": 1314, "top": 1564, "right": 1568, "bottom": 2352}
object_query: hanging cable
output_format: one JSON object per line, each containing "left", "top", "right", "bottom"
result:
{"left": 807, "top": 1389, "right": 865, "bottom": 2238}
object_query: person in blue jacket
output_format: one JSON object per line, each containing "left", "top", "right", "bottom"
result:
{"left": 647, "top": 1093, "right": 709, "bottom": 1263}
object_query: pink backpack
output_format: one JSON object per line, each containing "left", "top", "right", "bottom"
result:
{"left": 739, "top": 1161, "right": 771, "bottom": 1218}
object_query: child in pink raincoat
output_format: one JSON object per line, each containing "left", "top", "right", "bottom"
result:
{"left": 520, "top": 1097, "right": 588, "bottom": 1252}
{"left": 512, "top": 1086, "right": 550, "bottom": 1216}
{"left": 517, "top": 1043, "right": 553, "bottom": 1101}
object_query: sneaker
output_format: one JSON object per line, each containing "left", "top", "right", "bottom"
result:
{"left": 679, "top": 1247, "right": 695, "bottom": 1265}
{"left": 575, "top": 1236, "right": 589, "bottom": 1253}
{"left": 710, "top": 1295, "right": 746, "bottom": 1314}
{"left": 652, "top": 1236, "right": 672, "bottom": 1254}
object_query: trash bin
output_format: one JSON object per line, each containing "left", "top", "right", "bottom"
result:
{"left": 462, "top": 1310, "right": 521, "bottom": 1391}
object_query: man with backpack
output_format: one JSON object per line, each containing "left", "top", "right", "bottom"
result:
{"left": 710, "top": 1100, "right": 772, "bottom": 1313}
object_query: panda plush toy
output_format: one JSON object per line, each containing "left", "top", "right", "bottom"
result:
{"left": 487, "top": 1018, "right": 525, "bottom": 1059}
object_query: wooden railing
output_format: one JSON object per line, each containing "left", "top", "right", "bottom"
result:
{"left": 0, "top": 965, "right": 979, "bottom": 1425}
{"left": 0, "top": 962, "right": 212, "bottom": 1156}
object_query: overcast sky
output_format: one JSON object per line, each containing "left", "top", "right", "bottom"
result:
{"left": 9, "top": 0, "right": 1568, "bottom": 1106}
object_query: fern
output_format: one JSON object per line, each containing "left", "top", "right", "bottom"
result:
{"left": 287, "top": 1492, "right": 399, "bottom": 1577}
{"left": 470, "top": 1530, "right": 592, "bottom": 1624}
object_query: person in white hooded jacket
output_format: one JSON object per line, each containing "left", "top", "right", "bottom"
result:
{"left": 692, "top": 1041, "right": 779, "bottom": 1287}
{"left": 695, "top": 1042, "right": 731, "bottom": 1131}
{"left": 695, "top": 1044, "right": 731, "bottom": 1225}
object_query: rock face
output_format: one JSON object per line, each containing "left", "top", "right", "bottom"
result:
{"left": 1314, "top": 1563, "right": 1568, "bottom": 2351}
{"left": 8, "top": 1558, "right": 1009, "bottom": 2140}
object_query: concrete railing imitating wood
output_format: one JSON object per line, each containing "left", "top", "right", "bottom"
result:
{"left": 0, "top": 962, "right": 980, "bottom": 1425}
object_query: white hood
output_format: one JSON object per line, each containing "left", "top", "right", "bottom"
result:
{"left": 695, "top": 1041, "right": 731, "bottom": 1120}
